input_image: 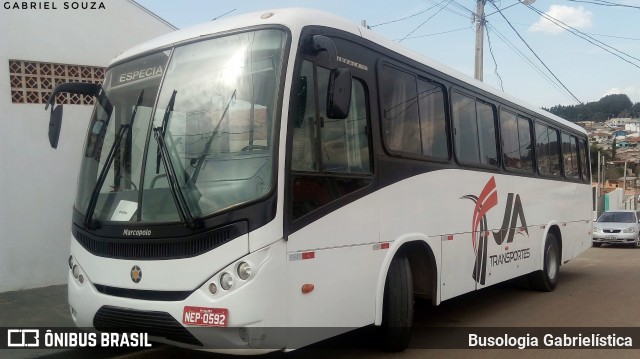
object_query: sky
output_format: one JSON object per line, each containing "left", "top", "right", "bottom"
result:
{"left": 135, "top": 0, "right": 640, "bottom": 109}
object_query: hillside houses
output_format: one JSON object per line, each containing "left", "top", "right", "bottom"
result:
{"left": 586, "top": 118, "right": 640, "bottom": 187}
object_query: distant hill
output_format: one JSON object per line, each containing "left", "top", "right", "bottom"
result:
{"left": 543, "top": 94, "right": 640, "bottom": 122}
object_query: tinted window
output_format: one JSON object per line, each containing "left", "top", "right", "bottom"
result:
{"left": 536, "top": 123, "right": 560, "bottom": 176}
{"left": 578, "top": 138, "right": 590, "bottom": 181}
{"left": 417, "top": 79, "right": 448, "bottom": 158}
{"left": 500, "top": 111, "right": 533, "bottom": 171}
{"left": 562, "top": 132, "right": 579, "bottom": 179}
{"left": 381, "top": 66, "right": 420, "bottom": 154}
{"left": 452, "top": 92, "right": 497, "bottom": 166}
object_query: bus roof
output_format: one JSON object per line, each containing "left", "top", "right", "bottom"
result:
{"left": 111, "top": 7, "right": 585, "bottom": 135}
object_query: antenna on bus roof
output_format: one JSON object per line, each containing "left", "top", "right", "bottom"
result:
{"left": 212, "top": 9, "right": 236, "bottom": 21}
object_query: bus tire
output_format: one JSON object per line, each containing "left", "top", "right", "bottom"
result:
{"left": 529, "top": 233, "right": 560, "bottom": 292}
{"left": 379, "top": 253, "right": 413, "bottom": 351}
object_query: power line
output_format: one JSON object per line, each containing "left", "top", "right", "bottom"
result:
{"left": 422, "top": 0, "right": 475, "bottom": 20}
{"left": 400, "top": 26, "right": 472, "bottom": 41}
{"left": 563, "top": 0, "right": 640, "bottom": 10}
{"left": 492, "top": 19, "right": 640, "bottom": 41}
{"left": 371, "top": 2, "right": 445, "bottom": 27}
{"left": 398, "top": 0, "right": 454, "bottom": 43}
{"left": 488, "top": 1, "right": 582, "bottom": 104}
{"left": 485, "top": 26, "right": 504, "bottom": 91}
{"left": 486, "top": 23, "right": 575, "bottom": 102}
{"left": 525, "top": 4, "right": 640, "bottom": 69}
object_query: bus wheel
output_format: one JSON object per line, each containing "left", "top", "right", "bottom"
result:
{"left": 379, "top": 254, "right": 413, "bottom": 351}
{"left": 529, "top": 233, "right": 560, "bottom": 292}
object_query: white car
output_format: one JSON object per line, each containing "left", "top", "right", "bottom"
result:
{"left": 593, "top": 210, "right": 640, "bottom": 248}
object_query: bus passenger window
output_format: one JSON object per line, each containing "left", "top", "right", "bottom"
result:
{"left": 562, "top": 133, "right": 579, "bottom": 179}
{"left": 417, "top": 79, "right": 448, "bottom": 159}
{"left": 536, "top": 123, "right": 560, "bottom": 176}
{"left": 452, "top": 92, "right": 498, "bottom": 166}
{"left": 578, "top": 138, "right": 590, "bottom": 181}
{"left": 500, "top": 111, "right": 533, "bottom": 172}
{"left": 381, "top": 66, "right": 421, "bottom": 154}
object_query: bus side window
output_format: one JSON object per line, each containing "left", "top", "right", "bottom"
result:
{"left": 578, "top": 138, "right": 590, "bottom": 181}
{"left": 380, "top": 66, "right": 421, "bottom": 155}
{"left": 561, "top": 132, "right": 579, "bottom": 180}
{"left": 417, "top": 78, "right": 448, "bottom": 159}
{"left": 452, "top": 92, "right": 498, "bottom": 166}
{"left": 536, "top": 123, "right": 561, "bottom": 177}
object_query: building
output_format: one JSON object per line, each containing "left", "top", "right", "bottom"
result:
{"left": 0, "top": 0, "right": 176, "bottom": 292}
{"left": 606, "top": 117, "right": 640, "bottom": 128}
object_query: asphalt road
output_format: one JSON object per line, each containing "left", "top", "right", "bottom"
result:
{"left": 35, "top": 245, "right": 640, "bottom": 358}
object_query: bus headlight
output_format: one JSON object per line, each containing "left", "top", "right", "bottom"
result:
{"left": 237, "top": 262, "right": 252, "bottom": 280}
{"left": 72, "top": 265, "right": 80, "bottom": 280}
{"left": 220, "top": 272, "right": 234, "bottom": 290}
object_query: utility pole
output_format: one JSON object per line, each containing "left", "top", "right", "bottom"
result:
{"left": 474, "top": 0, "right": 485, "bottom": 81}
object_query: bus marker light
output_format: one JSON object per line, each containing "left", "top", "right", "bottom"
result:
{"left": 372, "top": 243, "right": 389, "bottom": 250}
{"left": 209, "top": 283, "right": 218, "bottom": 295}
{"left": 447, "top": 235, "right": 454, "bottom": 241}
{"left": 302, "top": 284, "right": 315, "bottom": 294}
{"left": 289, "top": 252, "right": 315, "bottom": 261}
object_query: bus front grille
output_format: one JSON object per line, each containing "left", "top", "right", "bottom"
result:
{"left": 73, "top": 222, "right": 246, "bottom": 260}
{"left": 93, "top": 305, "right": 202, "bottom": 346}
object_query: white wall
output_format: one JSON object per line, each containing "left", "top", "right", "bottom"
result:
{"left": 0, "top": 0, "right": 175, "bottom": 292}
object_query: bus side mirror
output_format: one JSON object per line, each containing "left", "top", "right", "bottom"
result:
{"left": 45, "top": 82, "right": 100, "bottom": 149}
{"left": 49, "top": 105, "right": 64, "bottom": 149}
{"left": 326, "top": 68, "right": 352, "bottom": 119}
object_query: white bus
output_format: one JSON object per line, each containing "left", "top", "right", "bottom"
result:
{"left": 46, "top": 8, "right": 592, "bottom": 352}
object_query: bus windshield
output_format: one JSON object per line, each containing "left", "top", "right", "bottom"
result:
{"left": 75, "top": 29, "right": 286, "bottom": 225}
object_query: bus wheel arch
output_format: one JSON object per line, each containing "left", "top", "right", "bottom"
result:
{"left": 529, "top": 225, "right": 562, "bottom": 291}
{"left": 375, "top": 239, "right": 438, "bottom": 350}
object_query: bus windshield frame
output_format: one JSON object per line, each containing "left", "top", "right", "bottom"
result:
{"left": 75, "top": 28, "right": 288, "bottom": 227}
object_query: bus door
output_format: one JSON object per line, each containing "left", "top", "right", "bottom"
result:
{"left": 285, "top": 37, "right": 379, "bottom": 327}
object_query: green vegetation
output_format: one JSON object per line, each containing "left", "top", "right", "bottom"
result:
{"left": 544, "top": 94, "right": 640, "bottom": 122}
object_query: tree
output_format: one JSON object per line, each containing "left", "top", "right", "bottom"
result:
{"left": 546, "top": 94, "right": 635, "bottom": 122}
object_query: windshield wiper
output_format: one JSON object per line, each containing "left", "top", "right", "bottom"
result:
{"left": 153, "top": 126, "right": 197, "bottom": 229}
{"left": 84, "top": 90, "right": 144, "bottom": 229}
{"left": 156, "top": 89, "right": 177, "bottom": 174}
{"left": 191, "top": 89, "right": 237, "bottom": 183}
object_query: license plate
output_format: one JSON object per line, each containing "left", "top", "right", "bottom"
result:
{"left": 605, "top": 236, "right": 616, "bottom": 240}
{"left": 182, "top": 306, "right": 228, "bottom": 327}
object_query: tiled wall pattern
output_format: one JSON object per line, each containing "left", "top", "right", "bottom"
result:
{"left": 9, "top": 60, "right": 105, "bottom": 105}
